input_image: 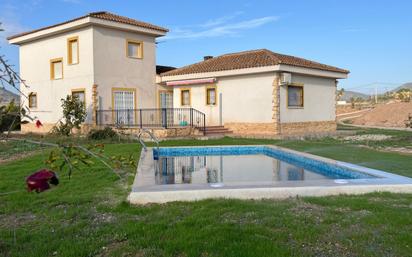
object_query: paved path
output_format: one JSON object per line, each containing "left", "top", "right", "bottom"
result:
{"left": 337, "top": 108, "right": 372, "bottom": 117}
{"left": 339, "top": 121, "right": 412, "bottom": 132}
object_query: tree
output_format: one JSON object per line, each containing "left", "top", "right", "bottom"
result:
{"left": 406, "top": 114, "right": 412, "bottom": 128}
{"left": 0, "top": 26, "right": 134, "bottom": 185}
{"left": 396, "top": 88, "right": 411, "bottom": 102}
{"left": 336, "top": 88, "right": 345, "bottom": 101}
{"left": 0, "top": 100, "right": 20, "bottom": 133}
{"left": 350, "top": 97, "right": 355, "bottom": 108}
{"left": 52, "top": 95, "right": 86, "bottom": 136}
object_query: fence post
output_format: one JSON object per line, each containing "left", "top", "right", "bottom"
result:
{"left": 203, "top": 113, "right": 206, "bottom": 136}
{"left": 190, "top": 108, "right": 193, "bottom": 127}
{"left": 139, "top": 109, "right": 142, "bottom": 128}
{"left": 162, "top": 108, "right": 167, "bottom": 129}
{"left": 95, "top": 110, "right": 98, "bottom": 126}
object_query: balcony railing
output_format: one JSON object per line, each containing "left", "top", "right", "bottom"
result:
{"left": 96, "top": 108, "right": 206, "bottom": 134}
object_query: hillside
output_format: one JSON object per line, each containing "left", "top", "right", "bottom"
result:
{"left": 351, "top": 102, "right": 412, "bottom": 128}
{"left": 340, "top": 90, "right": 370, "bottom": 101}
{"left": 0, "top": 87, "right": 19, "bottom": 106}
{"left": 392, "top": 82, "right": 412, "bottom": 92}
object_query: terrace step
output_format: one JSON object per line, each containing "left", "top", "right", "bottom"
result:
{"left": 199, "top": 126, "right": 233, "bottom": 135}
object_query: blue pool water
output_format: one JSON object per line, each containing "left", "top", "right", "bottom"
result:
{"left": 153, "top": 146, "right": 375, "bottom": 185}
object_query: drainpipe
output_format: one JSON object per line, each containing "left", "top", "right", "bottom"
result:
{"left": 219, "top": 93, "right": 223, "bottom": 126}
{"left": 92, "top": 84, "right": 98, "bottom": 127}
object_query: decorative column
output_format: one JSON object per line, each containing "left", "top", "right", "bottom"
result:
{"left": 334, "top": 80, "right": 339, "bottom": 127}
{"left": 272, "top": 74, "right": 281, "bottom": 135}
{"left": 92, "top": 84, "right": 98, "bottom": 127}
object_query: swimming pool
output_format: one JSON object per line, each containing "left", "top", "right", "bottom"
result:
{"left": 129, "top": 145, "right": 412, "bottom": 204}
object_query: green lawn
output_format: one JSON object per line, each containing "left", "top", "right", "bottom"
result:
{"left": 1, "top": 129, "right": 412, "bottom": 257}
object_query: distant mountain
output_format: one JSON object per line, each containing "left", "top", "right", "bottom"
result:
{"left": 340, "top": 90, "right": 370, "bottom": 101}
{"left": 391, "top": 82, "right": 412, "bottom": 92}
{"left": 0, "top": 87, "right": 19, "bottom": 106}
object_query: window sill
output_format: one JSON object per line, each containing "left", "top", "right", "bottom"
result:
{"left": 68, "top": 62, "right": 79, "bottom": 66}
{"left": 51, "top": 78, "right": 63, "bottom": 80}
{"left": 127, "top": 56, "right": 143, "bottom": 59}
{"left": 206, "top": 104, "right": 217, "bottom": 107}
{"left": 287, "top": 106, "right": 304, "bottom": 109}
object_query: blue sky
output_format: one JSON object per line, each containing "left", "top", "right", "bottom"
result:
{"left": 1, "top": 0, "right": 411, "bottom": 94}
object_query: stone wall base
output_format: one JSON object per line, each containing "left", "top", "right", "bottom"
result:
{"left": 225, "top": 122, "right": 279, "bottom": 136}
{"left": 21, "top": 123, "right": 55, "bottom": 134}
{"left": 21, "top": 123, "right": 202, "bottom": 139}
{"left": 113, "top": 126, "right": 203, "bottom": 139}
{"left": 21, "top": 121, "right": 337, "bottom": 138}
{"left": 225, "top": 121, "right": 336, "bottom": 138}
{"left": 280, "top": 121, "right": 337, "bottom": 135}
{"left": 21, "top": 123, "right": 95, "bottom": 134}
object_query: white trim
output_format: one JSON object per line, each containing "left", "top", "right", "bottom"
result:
{"left": 161, "top": 65, "right": 280, "bottom": 82}
{"left": 9, "top": 16, "right": 166, "bottom": 45}
{"left": 166, "top": 78, "right": 216, "bottom": 86}
{"left": 161, "top": 64, "right": 348, "bottom": 83}
{"left": 278, "top": 64, "right": 348, "bottom": 79}
{"left": 8, "top": 17, "right": 91, "bottom": 44}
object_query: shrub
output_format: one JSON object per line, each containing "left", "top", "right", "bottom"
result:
{"left": 405, "top": 114, "right": 412, "bottom": 128}
{"left": 52, "top": 95, "right": 86, "bottom": 136}
{"left": 88, "top": 127, "right": 118, "bottom": 140}
{"left": 0, "top": 100, "right": 20, "bottom": 133}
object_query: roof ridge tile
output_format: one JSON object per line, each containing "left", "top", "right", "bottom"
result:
{"left": 161, "top": 49, "right": 349, "bottom": 76}
{"left": 7, "top": 11, "right": 168, "bottom": 41}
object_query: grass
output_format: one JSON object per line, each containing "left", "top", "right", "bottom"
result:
{"left": 0, "top": 140, "right": 41, "bottom": 160}
{"left": 1, "top": 128, "right": 412, "bottom": 256}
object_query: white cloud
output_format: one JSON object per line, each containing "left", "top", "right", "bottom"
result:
{"left": 200, "top": 11, "right": 244, "bottom": 28}
{"left": 163, "top": 15, "right": 279, "bottom": 41}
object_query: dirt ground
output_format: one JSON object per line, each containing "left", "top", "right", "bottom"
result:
{"left": 336, "top": 104, "right": 371, "bottom": 115}
{"left": 351, "top": 102, "right": 412, "bottom": 128}
{"left": 336, "top": 105, "right": 359, "bottom": 115}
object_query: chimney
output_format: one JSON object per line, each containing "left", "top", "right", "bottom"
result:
{"left": 203, "top": 56, "right": 213, "bottom": 61}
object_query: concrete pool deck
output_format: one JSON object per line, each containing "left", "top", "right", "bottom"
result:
{"left": 128, "top": 145, "right": 412, "bottom": 204}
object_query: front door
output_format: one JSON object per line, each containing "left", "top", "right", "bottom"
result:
{"left": 113, "top": 89, "right": 135, "bottom": 125}
{"left": 159, "top": 90, "right": 174, "bottom": 126}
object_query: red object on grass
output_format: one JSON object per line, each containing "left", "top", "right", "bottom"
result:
{"left": 26, "top": 169, "right": 59, "bottom": 193}
{"left": 35, "top": 120, "right": 43, "bottom": 128}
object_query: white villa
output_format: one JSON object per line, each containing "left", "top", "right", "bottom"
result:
{"left": 8, "top": 11, "right": 349, "bottom": 137}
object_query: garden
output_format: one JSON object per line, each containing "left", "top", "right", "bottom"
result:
{"left": 1, "top": 125, "right": 412, "bottom": 257}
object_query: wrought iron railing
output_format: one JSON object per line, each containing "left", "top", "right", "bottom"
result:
{"left": 96, "top": 108, "right": 206, "bottom": 134}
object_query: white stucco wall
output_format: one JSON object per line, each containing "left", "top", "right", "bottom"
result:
{"left": 279, "top": 74, "right": 336, "bottom": 123}
{"left": 18, "top": 25, "right": 159, "bottom": 127}
{"left": 172, "top": 72, "right": 275, "bottom": 125}
{"left": 93, "top": 26, "right": 157, "bottom": 110}
{"left": 19, "top": 27, "right": 94, "bottom": 124}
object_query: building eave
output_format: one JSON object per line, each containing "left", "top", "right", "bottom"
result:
{"left": 160, "top": 66, "right": 280, "bottom": 83}
{"left": 8, "top": 17, "right": 91, "bottom": 45}
{"left": 160, "top": 65, "right": 348, "bottom": 83}
{"left": 8, "top": 16, "right": 166, "bottom": 45}
{"left": 278, "top": 64, "right": 349, "bottom": 79}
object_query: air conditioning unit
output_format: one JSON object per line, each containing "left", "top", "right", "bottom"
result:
{"left": 280, "top": 72, "right": 292, "bottom": 85}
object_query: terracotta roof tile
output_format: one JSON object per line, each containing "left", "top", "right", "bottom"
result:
{"left": 7, "top": 11, "right": 168, "bottom": 40}
{"left": 161, "top": 49, "right": 349, "bottom": 76}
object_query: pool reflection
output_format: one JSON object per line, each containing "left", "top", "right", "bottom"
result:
{"left": 155, "top": 154, "right": 331, "bottom": 185}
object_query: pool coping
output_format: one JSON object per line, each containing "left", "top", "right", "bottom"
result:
{"left": 129, "top": 145, "right": 412, "bottom": 204}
